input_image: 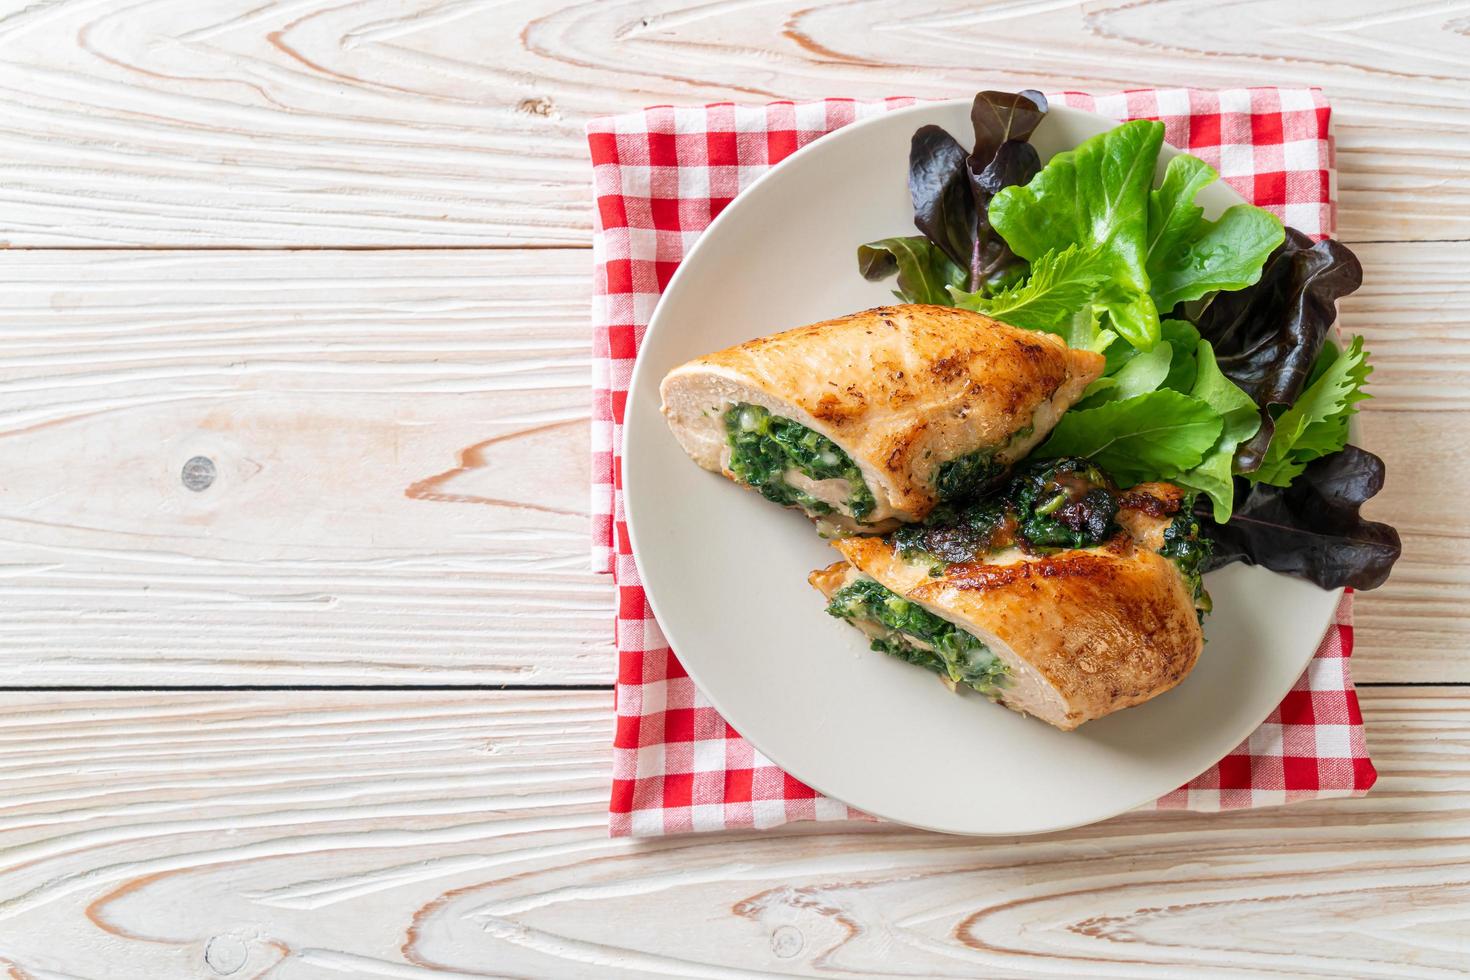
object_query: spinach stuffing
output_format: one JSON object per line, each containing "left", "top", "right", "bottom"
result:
{"left": 1009, "top": 457, "right": 1122, "bottom": 549}
{"left": 933, "top": 447, "right": 1006, "bottom": 502}
{"left": 893, "top": 498, "right": 1013, "bottom": 569}
{"left": 827, "top": 578, "right": 1007, "bottom": 695}
{"left": 1159, "top": 506, "right": 1213, "bottom": 620}
{"left": 724, "top": 404, "right": 876, "bottom": 522}
{"left": 899, "top": 457, "right": 1124, "bottom": 566}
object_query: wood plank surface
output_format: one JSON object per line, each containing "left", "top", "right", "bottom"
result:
{"left": 1340, "top": 241, "right": 1469, "bottom": 681}
{"left": 0, "top": 245, "right": 1460, "bottom": 684}
{"left": 0, "top": 688, "right": 1462, "bottom": 978}
{"left": 0, "top": 248, "right": 613, "bottom": 684}
{"left": 0, "top": 0, "right": 1465, "bottom": 247}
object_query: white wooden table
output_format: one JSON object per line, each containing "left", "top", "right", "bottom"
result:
{"left": 0, "top": 2, "right": 1465, "bottom": 975}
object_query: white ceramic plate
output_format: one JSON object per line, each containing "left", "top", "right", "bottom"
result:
{"left": 623, "top": 99, "right": 1341, "bottom": 836}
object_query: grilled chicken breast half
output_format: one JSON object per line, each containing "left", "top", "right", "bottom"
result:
{"left": 809, "top": 463, "right": 1209, "bottom": 730}
{"left": 660, "top": 304, "right": 1104, "bottom": 532}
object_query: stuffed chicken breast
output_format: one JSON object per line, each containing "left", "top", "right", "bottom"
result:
{"left": 660, "top": 304, "right": 1104, "bottom": 533}
{"left": 809, "top": 460, "right": 1210, "bottom": 730}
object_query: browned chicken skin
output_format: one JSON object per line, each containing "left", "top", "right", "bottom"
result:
{"left": 661, "top": 304, "right": 1104, "bottom": 527}
{"left": 812, "top": 482, "right": 1205, "bottom": 731}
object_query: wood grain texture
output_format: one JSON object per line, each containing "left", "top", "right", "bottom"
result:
{"left": 0, "top": 244, "right": 1461, "bottom": 684}
{"left": 0, "top": 0, "right": 1466, "bottom": 247}
{"left": 0, "top": 688, "right": 1461, "bottom": 978}
{"left": 0, "top": 248, "right": 612, "bottom": 684}
{"left": 1338, "top": 241, "right": 1470, "bottom": 681}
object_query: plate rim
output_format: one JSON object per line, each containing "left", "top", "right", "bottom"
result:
{"left": 622, "top": 98, "right": 1343, "bottom": 836}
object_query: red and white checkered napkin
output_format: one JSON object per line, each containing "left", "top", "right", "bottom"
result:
{"left": 589, "top": 90, "right": 1376, "bottom": 837}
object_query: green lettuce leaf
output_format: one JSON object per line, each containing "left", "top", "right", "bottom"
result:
{"left": 1171, "top": 341, "right": 1263, "bottom": 521}
{"left": 1290, "top": 338, "right": 1372, "bottom": 459}
{"left": 989, "top": 119, "right": 1162, "bottom": 292}
{"left": 990, "top": 120, "right": 1165, "bottom": 347}
{"left": 1096, "top": 282, "right": 1162, "bottom": 351}
{"left": 1253, "top": 335, "right": 1372, "bottom": 486}
{"left": 1097, "top": 319, "right": 1196, "bottom": 387}
{"left": 1036, "top": 388, "right": 1223, "bottom": 485}
{"left": 1146, "top": 155, "right": 1286, "bottom": 312}
{"left": 857, "top": 236, "right": 967, "bottom": 305}
{"left": 949, "top": 244, "right": 1107, "bottom": 336}
{"left": 1067, "top": 307, "right": 1116, "bottom": 353}
{"left": 1079, "top": 340, "right": 1173, "bottom": 406}
{"left": 1159, "top": 320, "right": 1201, "bottom": 392}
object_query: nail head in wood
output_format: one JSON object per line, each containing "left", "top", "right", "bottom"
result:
{"left": 182, "top": 455, "right": 217, "bottom": 492}
{"left": 204, "top": 935, "right": 247, "bottom": 974}
{"left": 770, "top": 925, "right": 803, "bottom": 959}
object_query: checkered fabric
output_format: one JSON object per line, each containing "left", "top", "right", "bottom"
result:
{"left": 590, "top": 89, "right": 1375, "bottom": 837}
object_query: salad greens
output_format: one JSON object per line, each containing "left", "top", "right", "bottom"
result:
{"left": 827, "top": 577, "right": 1008, "bottom": 695}
{"left": 952, "top": 244, "right": 1110, "bottom": 345}
{"left": 1145, "top": 155, "right": 1290, "bottom": 313}
{"left": 985, "top": 121, "right": 1284, "bottom": 350}
{"left": 1194, "top": 230, "right": 1365, "bottom": 471}
{"left": 861, "top": 90, "right": 1048, "bottom": 302}
{"left": 1079, "top": 339, "right": 1174, "bottom": 404}
{"left": 857, "top": 236, "right": 966, "bottom": 306}
{"left": 1252, "top": 335, "right": 1371, "bottom": 486}
{"left": 1158, "top": 320, "right": 1202, "bottom": 393}
{"left": 855, "top": 89, "right": 1400, "bottom": 592}
{"left": 725, "top": 404, "right": 876, "bottom": 522}
{"left": 1171, "top": 341, "right": 1263, "bottom": 521}
{"left": 988, "top": 119, "right": 1165, "bottom": 348}
{"left": 1200, "top": 446, "right": 1399, "bottom": 590}
{"left": 1037, "top": 389, "right": 1223, "bottom": 486}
